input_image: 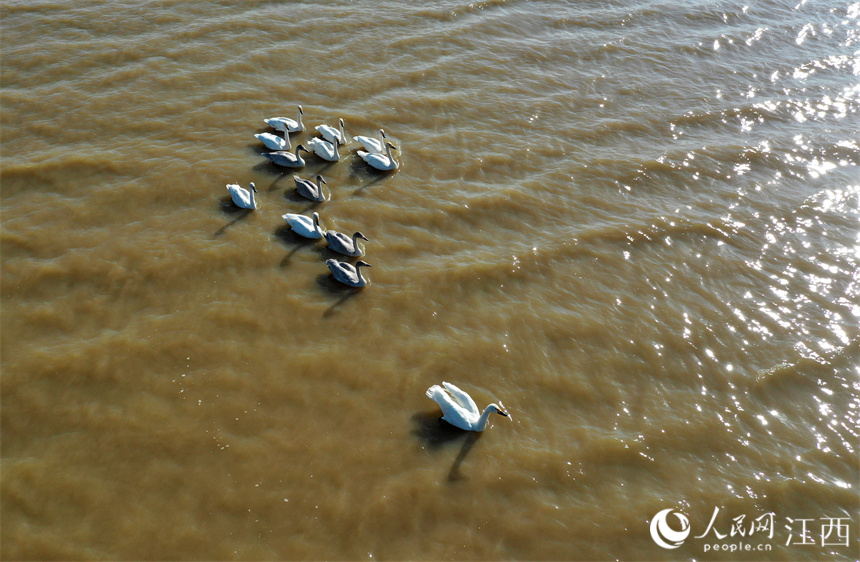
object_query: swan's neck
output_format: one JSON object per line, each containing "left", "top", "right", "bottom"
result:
{"left": 475, "top": 405, "right": 497, "bottom": 431}
{"left": 355, "top": 264, "right": 366, "bottom": 284}
{"left": 282, "top": 128, "right": 291, "bottom": 148}
{"left": 294, "top": 145, "right": 304, "bottom": 162}
{"left": 296, "top": 108, "right": 304, "bottom": 129}
{"left": 313, "top": 214, "right": 322, "bottom": 234}
{"left": 351, "top": 232, "right": 361, "bottom": 250}
{"left": 249, "top": 187, "right": 256, "bottom": 209}
{"left": 339, "top": 121, "right": 347, "bottom": 143}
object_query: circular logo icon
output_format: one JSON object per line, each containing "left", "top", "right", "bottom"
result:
{"left": 650, "top": 508, "right": 691, "bottom": 549}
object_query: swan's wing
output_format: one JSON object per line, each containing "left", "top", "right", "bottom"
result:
{"left": 441, "top": 381, "right": 479, "bottom": 416}
{"left": 426, "top": 384, "right": 473, "bottom": 428}
{"left": 226, "top": 184, "right": 249, "bottom": 206}
{"left": 327, "top": 260, "right": 357, "bottom": 283}
{"left": 265, "top": 118, "right": 288, "bottom": 131}
{"left": 358, "top": 151, "right": 382, "bottom": 164}
{"left": 355, "top": 136, "right": 383, "bottom": 153}
{"left": 325, "top": 230, "right": 348, "bottom": 248}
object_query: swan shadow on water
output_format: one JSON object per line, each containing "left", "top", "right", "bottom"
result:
{"left": 346, "top": 156, "right": 398, "bottom": 190}
{"left": 214, "top": 198, "right": 252, "bottom": 236}
{"left": 411, "top": 411, "right": 483, "bottom": 482}
{"left": 316, "top": 274, "right": 362, "bottom": 317}
{"left": 273, "top": 225, "right": 318, "bottom": 266}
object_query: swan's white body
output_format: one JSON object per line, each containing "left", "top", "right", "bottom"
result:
{"left": 325, "top": 230, "right": 368, "bottom": 257}
{"left": 315, "top": 118, "right": 347, "bottom": 145}
{"left": 354, "top": 129, "right": 387, "bottom": 154}
{"left": 255, "top": 128, "right": 290, "bottom": 151}
{"left": 294, "top": 174, "right": 327, "bottom": 202}
{"left": 263, "top": 145, "right": 310, "bottom": 168}
{"left": 426, "top": 382, "right": 509, "bottom": 431}
{"left": 264, "top": 105, "right": 304, "bottom": 133}
{"left": 357, "top": 142, "right": 398, "bottom": 171}
{"left": 226, "top": 182, "right": 257, "bottom": 209}
{"left": 283, "top": 211, "right": 325, "bottom": 239}
{"left": 307, "top": 137, "right": 340, "bottom": 162}
{"left": 326, "top": 259, "right": 371, "bottom": 287}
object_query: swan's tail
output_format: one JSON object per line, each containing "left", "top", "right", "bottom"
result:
{"left": 425, "top": 385, "right": 443, "bottom": 401}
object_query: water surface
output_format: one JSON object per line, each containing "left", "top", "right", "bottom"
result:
{"left": 2, "top": 0, "right": 858, "bottom": 559}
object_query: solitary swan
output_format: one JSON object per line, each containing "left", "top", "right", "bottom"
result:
{"left": 354, "top": 129, "right": 387, "bottom": 154}
{"left": 263, "top": 145, "right": 310, "bottom": 168}
{"left": 426, "top": 381, "right": 509, "bottom": 432}
{"left": 315, "top": 118, "right": 347, "bottom": 145}
{"left": 226, "top": 182, "right": 258, "bottom": 210}
{"left": 357, "top": 142, "right": 398, "bottom": 171}
{"left": 264, "top": 105, "right": 304, "bottom": 133}
{"left": 326, "top": 259, "right": 371, "bottom": 287}
{"left": 325, "top": 230, "right": 368, "bottom": 257}
{"left": 307, "top": 136, "right": 340, "bottom": 162}
{"left": 294, "top": 174, "right": 327, "bottom": 202}
{"left": 282, "top": 211, "right": 325, "bottom": 239}
{"left": 255, "top": 128, "right": 290, "bottom": 151}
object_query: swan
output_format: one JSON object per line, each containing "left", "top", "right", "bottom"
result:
{"left": 255, "top": 128, "right": 290, "bottom": 151}
{"left": 425, "top": 381, "right": 509, "bottom": 432}
{"left": 282, "top": 211, "right": 325, "bottom": 239}
{"left": 263, "top": 145, "right": 310, "bottom": 168}
{"left": 353, "top": 129, "right": 387, "bottom": 154}
{"left": 357, "top": 142, "right": 398, "bottom": 171}
{"left": 264, "top": 105, "right": 304, "bottom": 133}
{"left": 294, "top": 174, "right": 327, "bottom": 202}
{"left": 325, "top": 230, "right": 368, "bottom": 257}
{"left": 226, "top": 182, "right": 258, "bottom": 210}
{"left": 326, "top": 259, "right": 371, "bottom": 287}
{"left": 307, "top": 136, "right": 340, "bottom": 162}
{"left": 315, "top": 118, "right": 348, "bottom": 145}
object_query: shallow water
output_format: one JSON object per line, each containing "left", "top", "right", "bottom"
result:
{"left": 1, "top": 0, "right": 858, "bottom": 560}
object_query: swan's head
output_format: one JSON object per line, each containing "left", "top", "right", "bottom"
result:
{"left": 354, "top": 232, "right": 369, "bottom": 242}
{"left": 316, "top": 175, "right": 327, "bottom": 184}
{"left": 297, "top": 144, "right": 310, "bottom": 153}
{"left": 339, "top": 118, "right": 345, "bottom": 126}
{"left": 490, "top": 403, "right": 510, "bottom": 419}
{"left": 380, "top": 129, "right": 386, "bottom": 137}
{"left": 249, "top": 182, "right": 257, "bottom": 193}
{"left": 298, "top": 105, "right": 303, "bottom": 114}
{"left": 355, "top": 260, "right": 372, "bottom": 269}
{"left": 386, "top": 142, "right": 398, "bottom": 151}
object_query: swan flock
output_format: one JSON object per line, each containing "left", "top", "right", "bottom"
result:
{"left": 225, "top": 106, "right": 509, "bottom": 432}
{"left": 226, "top": 105, "right": 404, "bottom": 286}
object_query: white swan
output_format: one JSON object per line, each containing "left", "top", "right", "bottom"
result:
{"left": 307, "top": 137, "right": 340, "bottom": 162}
{"left": 326, "top": 259, "right": 371, "bottom": 287}
{"left": 315, "top": 118, "right": 347, "bottom": 145}
{"left": 282, "top": 211, "right": 325, "bottom": 239}
{"left": 357, "top": 141, "right": 398, "bottom": 171}
{"left": 255, "top": 128, "right": 290, "bottom": 151}
{"left": 226, "top": 182, "right": 258, "bottom": 210}
{"left": 425, "top": 381, "right": 509, "bottom": 431}
{"left": 264, "top": 105, "right": 304, "bottom": 133}
{"left": 353, "top": 129, "right": 387, "bottom": 154}
{"left": 294, "top": 174, "right": 327, "bottom": 202}
{"left": 325, "top": 230, "right": 368, "bottom": 257}
{"left": 263, "top": 145, "right": 310, "bottom": 168}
